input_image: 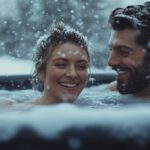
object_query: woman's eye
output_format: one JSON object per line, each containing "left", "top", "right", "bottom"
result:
{"left": 55, "top": 63, "right": 66, "bottom": 68}
{"left": 76, "top": 65, "right": 87, "bottom": 70}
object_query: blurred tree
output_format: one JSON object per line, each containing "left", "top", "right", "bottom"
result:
{"left": 0, "top": 0, "right": 111, "bottom": 68}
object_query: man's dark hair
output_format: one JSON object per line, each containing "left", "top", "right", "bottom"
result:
{"left": 109, "top": 1, "right": 150, "bottom": 51}
{"left": 109, "top": 1, "right": 150, "bottom": 94}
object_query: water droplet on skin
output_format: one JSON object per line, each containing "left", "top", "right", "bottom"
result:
{"left": 73, "top": 51, "right": 79, "bottom": 55}
{"left": 81, "top": 45, "right": 85, "bottom": 49}
{"left": 68, "top": 50, "right": 73, "bottom": 54}
{"left": 57, "top": 51, "right": 61, "bottom": 55}
{"left": 62, "top": 53, "right": 66, "bottom": 57}
{"left": 46, "top": 85, "right": 50, "bottom": 90}
{"left": 116, "top": 20, "right": 120, "bottom": 24}
{"left": 122, "top": 83, "right": 126, "bottom": 87}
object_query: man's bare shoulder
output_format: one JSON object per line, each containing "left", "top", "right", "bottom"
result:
{"left": 107, "top": 81, "right": 117, "bottom": 91}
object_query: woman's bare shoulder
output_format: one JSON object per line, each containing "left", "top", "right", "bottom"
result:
{"left": 0, "top": 99, "right": 17, "bottom": 107}
{"left": 0, "top": 99, "right": 37, "bottom": 111}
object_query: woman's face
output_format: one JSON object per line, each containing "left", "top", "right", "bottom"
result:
{"left": 40, "top": 42, "right": 89, "bottom": 103}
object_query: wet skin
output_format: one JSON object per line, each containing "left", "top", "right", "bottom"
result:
{"left": 39, "top": 42, "right": 89, "bottom": 104}
{"left": 108, "top": 29, "right": 148, "bottom": 94}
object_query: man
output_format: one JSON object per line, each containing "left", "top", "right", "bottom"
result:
{"left": 107, "top": 1, "right": 150, "bottom": 98}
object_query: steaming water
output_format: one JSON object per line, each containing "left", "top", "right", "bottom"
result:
{"left": 1, "top": 81, "right": 150, "bottom": 149}
{"left": 1, "top": 55, "right": 150, "bottom": 146}
{"left": 0, "top": 84, "right": 148, "bottom": 108}
{"left": 0, "top": 87, "right": 150, "bottom": 147}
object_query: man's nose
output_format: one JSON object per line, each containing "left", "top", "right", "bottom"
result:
{"left": 108, "top": 51, "right": 120, "bottom": 67}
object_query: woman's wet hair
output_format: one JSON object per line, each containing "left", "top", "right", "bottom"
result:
{"left": 32, "top": 22, "right": 89, "bottom": 90}
{"left": 109, "top": 1, "right": 150, "bottom": 50}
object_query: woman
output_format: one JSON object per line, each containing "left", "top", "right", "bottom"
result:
{"left": 32, "top": 22, "right": 90, "bottom": 105}
{"left": 0, "top": 22, "right": 89, "bottom": 107}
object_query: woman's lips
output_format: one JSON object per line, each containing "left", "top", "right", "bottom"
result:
{"left": 59, "top": 82, "right": 79, "bottom": 88}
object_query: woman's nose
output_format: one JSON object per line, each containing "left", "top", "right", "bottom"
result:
{"left": 66, "top": 66, "right": 78, "bottom": 77}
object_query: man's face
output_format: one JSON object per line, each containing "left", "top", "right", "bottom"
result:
{"left": 108, "top": 29, "right": 149, "bottom": 94}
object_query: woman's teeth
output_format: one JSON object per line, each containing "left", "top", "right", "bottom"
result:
{"left": 60, "top": 83, "right": 78, "bottom": 88}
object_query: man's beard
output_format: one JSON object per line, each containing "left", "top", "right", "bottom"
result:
{"left": 116, "top": 64, "right": 150, "bottom": 94}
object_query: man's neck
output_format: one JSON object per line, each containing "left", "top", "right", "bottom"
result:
{"left": 134, "top": 84, "right": 150, "bottom": 99}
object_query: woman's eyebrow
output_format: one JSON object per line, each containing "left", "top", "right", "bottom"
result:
{"left": 77, "top": 59, "right": 88, "bottom": 63}
{"left": 53, "top": 58, "right": 68, "bottom": 61}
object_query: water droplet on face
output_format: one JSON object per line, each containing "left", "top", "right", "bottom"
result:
{"left": 116, "top": 20, "right": 120, "bottom": 24}
{"left": 122, "top": 83, "right": 126, "bottom": 87}
{"left": 57, "top": 51, "right": 61, "bottom": 55}
{"left": 73, "top": 51, "right": 79, "bottom": 55}
{"left": 82, "top": 55, "right": 85, "bottom": 58}
{"left": 69, "top": 50, "right": 73, "bottom": 54}
{"left": 62, "top": 53, "right": 66, "bottom": 57}
{"left": 46, "top": 85, "right": 50, "bottom": 90}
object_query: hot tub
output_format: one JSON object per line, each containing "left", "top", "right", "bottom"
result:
{"left": 0, "top": 72, "right": 149, "bottom": 150}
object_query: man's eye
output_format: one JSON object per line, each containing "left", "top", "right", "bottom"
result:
{"left": 120, "top": 48, "right": 132, "bottom": 57}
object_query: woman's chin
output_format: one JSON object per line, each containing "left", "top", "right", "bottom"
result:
{"left": 61, "top": 94, "right": 77, "bottom": 103}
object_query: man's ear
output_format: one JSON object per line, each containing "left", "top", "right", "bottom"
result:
{"left": 38, "top": 71, "right": 45, "bottom": 81}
